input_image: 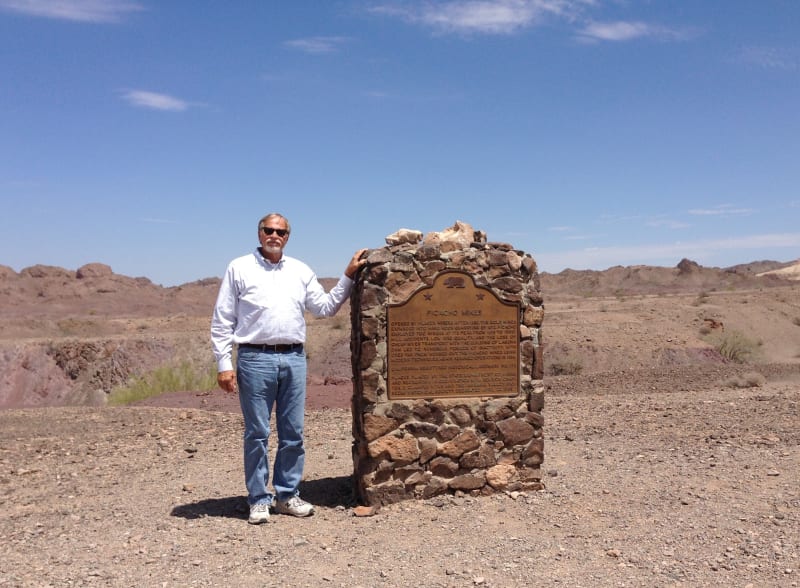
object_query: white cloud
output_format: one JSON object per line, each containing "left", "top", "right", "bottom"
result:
{"left": 370, "top": 2, "right": 696, "bottom": 42}
{"left": 284, "top": 36, "right": 350, "bottom": 54}
{"left": 645, "top": 218, "right": 691, "bottom": 230}
{"left": 371, "top": 0, "right": 588, "bottom": 35}
{"left": 122, "top": 90, "right": 189, "bottom": 112}
{"left": 535, "top": 233, "right": 800, "bottom": 272}
{"left": 0, "top": 0, "right": 142, "bottom": 23}
{"left": 687, "top": 205, "right": 754, "bottom": 216}
{"left": 577, "top": 20, "right": 692, "bottom": 43}
{"left": 737, "top": 46, "right": 799, "bottom": 71}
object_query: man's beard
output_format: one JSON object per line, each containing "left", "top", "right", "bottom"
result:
{"left": 263, "top": 243, "right": 282, "bottom": 255}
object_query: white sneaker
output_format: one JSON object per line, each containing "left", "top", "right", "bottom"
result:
{"left": 248, "top": 503, "right": 270, "bottom": 524}
{"left": 274, "top": 496, "right": 315, "bottom": 517}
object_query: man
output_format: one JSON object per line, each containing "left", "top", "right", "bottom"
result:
{"left": 211, "top": 213, "right": 366, "bottom": 524}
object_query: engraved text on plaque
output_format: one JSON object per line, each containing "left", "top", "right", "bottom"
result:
{"left": 387, "top": 270, "right": 520, "bottom": 399}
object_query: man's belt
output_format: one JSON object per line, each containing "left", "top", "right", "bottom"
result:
{"left": 238, "top": 342, "right": 304, "bottom": 353}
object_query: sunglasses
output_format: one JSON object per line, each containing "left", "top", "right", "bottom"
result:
{"left": 260, "top": 227, "right": 289, "bottom": 237}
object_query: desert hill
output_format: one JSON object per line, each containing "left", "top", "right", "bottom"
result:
{"left": 2, "top": 257, "right": 796, "bottom": 321}
{"left": 0, "top": 256, "right": 798, "bottom": 409}
{"left": 539, "top": 257, "right": 799, "bottom": 298}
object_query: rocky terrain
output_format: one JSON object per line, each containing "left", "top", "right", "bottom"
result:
{"left": 1, "top": 257, "right": 799, "bottom": 586}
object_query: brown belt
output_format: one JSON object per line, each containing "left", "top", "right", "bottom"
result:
{"left": 238, "top": 343, "right": 304, "bottom": 353}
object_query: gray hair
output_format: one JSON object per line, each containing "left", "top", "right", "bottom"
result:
{"left": 257, "top": 213, "right": 291, "bottom": 234}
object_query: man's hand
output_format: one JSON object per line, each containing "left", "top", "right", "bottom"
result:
{"left": 345, "top": 248, "right": 369, "bottom": 279}
{"left": 217, "top": 370, "right": 237, "bottom": 394}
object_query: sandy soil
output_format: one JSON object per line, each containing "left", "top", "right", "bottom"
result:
{"left": 1, "top": 374, "right": 798, "bottom": 587}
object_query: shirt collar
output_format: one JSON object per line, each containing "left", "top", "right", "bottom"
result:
{"left": 255, "top": 247, "right": 284, "bottom": 267}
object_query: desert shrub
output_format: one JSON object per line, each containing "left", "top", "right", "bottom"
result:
{"left": 744, "top": 371, "right": 767, "bottom": 386}
{"left": 692, "top": 291, "right": 710, "bottom": 306}
{"left": 547, "top": 357, "right": 583, "bottom": 376}
{"left": 544, "top": 352, "right": 583, "bottom": 376}
{"left": 544, "top": 342, "right": 585, "bottom": 376}
{"left": 108, "top": 360, "right": 218, "bottom": 405}
{"left": 723, "top": 371, "right": 766, "bottom": 388}
{"left": 793, "top": 317, "right": 800, "bottom": 327}
{"left": 710, "top": 330, "right": 761, "bottom": 364}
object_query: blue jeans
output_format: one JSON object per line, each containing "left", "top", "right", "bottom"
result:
{"left": 236, "top": 347, "right": 307, "bottom": 506}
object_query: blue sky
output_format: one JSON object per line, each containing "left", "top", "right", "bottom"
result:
{"left": 1, "top": 0, "right": 798, "bottom": 286}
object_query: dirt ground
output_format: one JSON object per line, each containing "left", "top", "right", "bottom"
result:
{"left": 1, "top": 262, "right": 799, "bottom": 586}
{"left": 1, "top": 375, "right": 798, "bottom": 587}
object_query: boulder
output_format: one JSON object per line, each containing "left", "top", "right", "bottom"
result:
{"left": 423, "top": 220, "right": 476, "bottom": 253}
{"left": 385, "top": 228, "right": 423, "bottom": 246}
{"left": 76, "top": 263, "right": 114, "bottom": 279}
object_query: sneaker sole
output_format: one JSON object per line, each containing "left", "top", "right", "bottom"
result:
{"left": 274, "top": 507, "right": 314, "bottom": 517}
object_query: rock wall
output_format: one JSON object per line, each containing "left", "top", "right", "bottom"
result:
{"left": 350, "top": 222, "right": 545, "bottom": 506}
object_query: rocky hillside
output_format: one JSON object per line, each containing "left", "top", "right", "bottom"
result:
{"left": 539, "top": 257, "right": 799, "bottom": 298}
{"left": 1, "top": 257, "right": 798, "bottom": 409}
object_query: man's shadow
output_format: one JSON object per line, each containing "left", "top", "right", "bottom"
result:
{"left": 170, "top": 475, "right": 356, "bottom": 520}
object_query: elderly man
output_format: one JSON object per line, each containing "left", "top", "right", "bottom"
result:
{"left": 211, "top": 212, "right": 366, "bottom": 524}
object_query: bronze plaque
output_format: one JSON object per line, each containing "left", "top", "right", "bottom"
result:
{"left": 387, "top": 270, "right": 520, "bottom": 399}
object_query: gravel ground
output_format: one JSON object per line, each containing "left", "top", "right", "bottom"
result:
{"left": 1, "top": 371, "right": 798, "bottom": 587}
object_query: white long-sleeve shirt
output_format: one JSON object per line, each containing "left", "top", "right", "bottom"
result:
{"left": 210, "top": 249, "right": 353, "bottom": 372}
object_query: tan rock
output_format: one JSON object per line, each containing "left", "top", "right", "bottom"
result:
{"left": 459, "top": 444, "right": 497, "bottom": 469}
{"left": 76, "top": 263, "right": 113, "bottom": 279}
{"left": 486, "top": 464, "right": 517, "bottom": 489}
{"left": 423, "top": 221, "right": 476, "bottom": 253}
{"left": 353, "top": 505, "right": 379, "bottom": 517}
{"left": 429, "top": 456, "right": 459, "bottom": 477}
{"left": 439, "top": 430, "right": 481, "bottom": 459}
{"left": 385, "top": 228, "right": 422, "bottom": 246}
{"left": 418, "top": 437, "right": 438, "bottom": 463}
{"left": 363, "top": 414, "right": 398, "bottom": 442}
{"left": 449, "top": 471, "right": 486, "bottom": 490}
{"left": 448, "top": 405, "right": 473, "bottom": 426}
{"left": 521, "top": 438, "right": 544, "bottom": 466}
{"left": 421, "top": 476, "right": 449, "bottom": 499}
{"left": 523, "top": 305, "right": 545, "bottom": 327}
{"left": 506, "top": 251, "right": 522, "bottom": 271}
{"left": 367, "top": 434, "right": 420, "bottom": 464}
{"left": 497, "top": 417, "right": 535, "bottom": 447}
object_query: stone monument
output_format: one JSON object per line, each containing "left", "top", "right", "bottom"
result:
{"left": 350, "top": 221, "right": 545, "bottom": 505}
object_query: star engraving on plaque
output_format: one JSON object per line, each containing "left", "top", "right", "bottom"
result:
{"left": 476, "top": 293, "right": 485, "bottom": 301}
{"left": 424, "top": 293, "right": 433, "bottom": 301}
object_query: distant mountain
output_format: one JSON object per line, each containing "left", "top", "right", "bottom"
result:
{"left": 0, "top": 262, "right": 219, "bottom": 319}
{"left": 755, "top": 259, "right": 800, "bottom": 280}
{"left": 724, "top": 259, "right": 799, "bottom": 276}
{"left": 1, "top": 257, "right": 797, "bottom": 319}
{"left": 539, "top": 258, "right": 797, "bottom": 298}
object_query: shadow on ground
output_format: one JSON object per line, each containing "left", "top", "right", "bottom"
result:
{"left": 300, "top": 475, "right": 357, "bottom": 508}
{"left": 171, "top": 496, "right": 248, "bottom": 520}
{"left": 170, "top": 475, "right": 356, "bottom": 519}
